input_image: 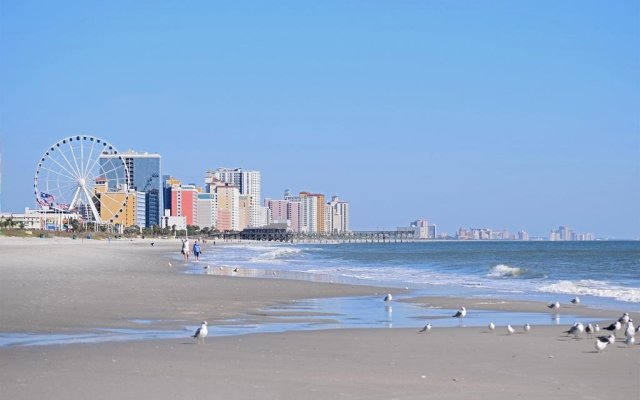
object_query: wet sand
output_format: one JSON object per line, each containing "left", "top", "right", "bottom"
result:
{"left": 0, "top": 237, "right": 638, "bottom": 399}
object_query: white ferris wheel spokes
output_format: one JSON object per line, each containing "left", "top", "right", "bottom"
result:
{"left": 33, "top": 135, "right": 129, "bottom": 225}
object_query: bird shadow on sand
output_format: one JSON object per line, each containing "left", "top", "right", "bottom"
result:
{"left": 556, "top": 337, "right": 581, "bottom": 342}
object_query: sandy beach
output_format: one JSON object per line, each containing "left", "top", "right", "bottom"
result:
{"left": 1, "top": 237, "right": 638, "bottom": 399}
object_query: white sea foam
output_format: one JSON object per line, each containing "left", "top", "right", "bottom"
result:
{"left": 487, "top": 264, "right": 525, "bottom": 278}
{"left": 538, "top": 280, "right": 640, "bottom": 303}
{"left": 248, "top": 247, "right": 302, "bottom": 263}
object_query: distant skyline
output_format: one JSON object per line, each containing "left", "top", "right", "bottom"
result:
{"left": 1, "top": 1, "right": 638, "bottom": 238}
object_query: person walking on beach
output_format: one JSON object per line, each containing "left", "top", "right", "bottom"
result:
{"left": 193, "top": 240, "right": 202, "bottom": 262}
{"left": 181, "top": 238, "right": 190, "bottom": 262}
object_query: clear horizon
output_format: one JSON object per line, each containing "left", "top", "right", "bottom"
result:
{"left": 1, "top": 1, "right": 638, "bottom": 238}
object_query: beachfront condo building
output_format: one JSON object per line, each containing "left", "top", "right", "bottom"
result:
{"left": 162, "top": 175, "right": 181, "bottom": 215}
{"left": 265, "top": 199, "right": 289, "bottom": 224}
{"left": 287, "top": 200, "right": 301, "bottom": 233}
{"left": 238, "top": 195, "right": 251, "bottom": 231}
{"left": 206, "top": 168, "right": 262, "bottom": 228}
{"left": 299, "top": 192, "right": 325, "bottom": 233}
{"left": 215, "top": 183, "right": 240, "bottom": 231}
{"left": 270, "top": 191, "right": 350, "bottom": 234}
{"left": 100, "top": 151, "right": 162, "bottom": 228}
{"left": 299, "top": 193, "right": 318, "bottom": 233}
{"left": 196, "top": 192, "right": 217, "bottom": 229}
{"left": 96, "top": 189, "right": 145, "bottom": 228}
{"left": 171, "top": 184, "right": 198, "bottom": 226}
{"left": 327, "top": 196, "right": 350, "bottom": 234}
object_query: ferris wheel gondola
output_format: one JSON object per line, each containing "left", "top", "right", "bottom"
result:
{"left": 33, "top": 135, "right": 129, "bottom": 225}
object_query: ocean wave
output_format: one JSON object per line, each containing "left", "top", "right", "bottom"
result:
{"left": 538, "top": 280, "right": 640, "bottom": 303}
{"left": 487, "top": 264, "right": 526, "bottom": 278}
{"left": 248, "top": 247, "right": 302, "bottom": 263}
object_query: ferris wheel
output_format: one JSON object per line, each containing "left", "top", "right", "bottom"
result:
{"left": 33, "top": 135, "right": 130, "bottom": 225}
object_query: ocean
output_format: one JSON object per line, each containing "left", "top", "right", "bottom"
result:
{"left": 198, "top": 240, "right": 640, "bottom": 312}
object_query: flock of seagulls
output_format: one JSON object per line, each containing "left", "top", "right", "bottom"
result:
{"left": 191, "top": 294, "right": 637, "bottom": 347}
{"left": 407, "top": 295, "right": 637, "bottom": 354}
{"left": 550, "top": 310, "right": 635, "bottom": 353}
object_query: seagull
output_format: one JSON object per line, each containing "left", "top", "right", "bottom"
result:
{"left": 564, "top": 322, "right": 584, "bottom": 338}
{"left": 595, "top": 339, "right": 608, "bottom": 353}
{"left": 193, "top": 321, "right": 208, "bottom": 344}
{"left": 204, "top": 265, "right": 210, "bottom": 270}
{"left": 548, "top": 301, "right": 560, "bottom": 311}
{"left": 488, "top": 322, "right": 496, "bottom": 332}
{"left": 233, "top": 267, "right": 239, "bottom": 273}
{"left": 523, "top": 323, "right": 531, "bottom": 333}
{"left": 625, "top": 335, "right": 635, "bottom": 346}
{"left": 603, "top": 321, "right": 621, "bottom": 332}
{"left": 452, "top": 306, "right": 467, "bottom": 319}
{"left": 384, "top": 293, "right": 393, "bottom": 302}
{"left": 624, "top": 320, "right": 635, "bottom": 338}
{"left": 597, "top": 334, "right": 615, "bottom": 344}
{"left": 585, "top": 323, "right": 594, "bottom": 338}
{"left": 507, "top": 324, "right": 515, "bottom": 334}
{"left": 419, "top": 323, "right": 432, "bottom": 333}
{"left": 594, "top": 324, "right": 601, "bottom": 332}
{"left": 168, "top": 262, "right": 172, "bottom": 267}
{"left": 618, "top": 312, "right": 630, "bottom": 324}
{"left": 570, "top": 297, "right": 580, "bottom": 304}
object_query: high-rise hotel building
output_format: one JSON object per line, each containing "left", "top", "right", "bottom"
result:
{"left": 100, "top": 151, "right": 162, "bottom": 227}
{"left": 171, "top": 184, "right": 198, "bottom": 226}
{"left": 206, "top": 168, "right": 261, "bottom": 227}
{"left": 277, "top": 190, "right": 349, "bottom": 234}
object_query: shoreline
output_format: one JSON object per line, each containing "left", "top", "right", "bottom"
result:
{"left": 1, "top": 236, "right": 638, "bottom": 399}
{"left": 1, "top": 236, "right": 636, "bottom": 334}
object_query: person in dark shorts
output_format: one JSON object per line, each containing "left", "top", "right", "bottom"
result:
{"left": 193, "top": 240, "right": 202, "bottom": 262}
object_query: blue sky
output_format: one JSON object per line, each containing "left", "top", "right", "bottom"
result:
{"left": 1, "top": 1, "right": 638, "bottom": 238}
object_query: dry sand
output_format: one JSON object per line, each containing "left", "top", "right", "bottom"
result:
{"left": 0, "top": 237, "right": 638, "bottom": 399}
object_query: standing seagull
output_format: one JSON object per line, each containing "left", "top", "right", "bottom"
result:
{"left": 625, "top": 335, "right": 635, "bottom": 346}
{"left": 488, "top": 322, "right": 496, "bottom": 332}
{"left": 595, "top": 339, "right": 608, "bottom": 353}
{"left": 452, "top": 306, "right": 467, "bottom": 320}
{"left": 564, "top": 322, "right": 584, "bottom": 338}
{"left": 603, "top": 321, "right": 621, "bottom": 332}
{"left": 419, "top": 323, "right": 432, "bottom": 333}
{"left": 548, "top": 301, "right": 560, "bottom": 311}
{"left": 384, "top": 293, "right": 393, "bottom": 302}
{"left": 624, "top": 320, "right": 635, "bottom": 338}
{"left": 618, "top": 312, "right": 630, "bottom": 324}
{"left": 594, "top": 324, "right": 601, "bottom": 332}
{"left": 585, "top": 323, "right": 594, "bottom": 338}
{"left": 193, "top": 321, "right": 208, "bottom": 344}
{"left": 507, "top": 324, "right": 515, "bottom": 335}
{"left": 570, "top": 297, "right": 580, "bottom": 304}
{"left": 523, "top": 323, "right": 531, "bottom": 333}
{"left": 597, "top": 334, "right": 615, "bottom": 344}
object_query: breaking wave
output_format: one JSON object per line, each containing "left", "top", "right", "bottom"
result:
{"left": 538, "top": 280, "right": 640, "bottom": 303}
{"left": 248, "top": 247, "right": 302, "bottom": 263}
{"left": 487, "top": 264, "right": 526, "bottom": 278}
